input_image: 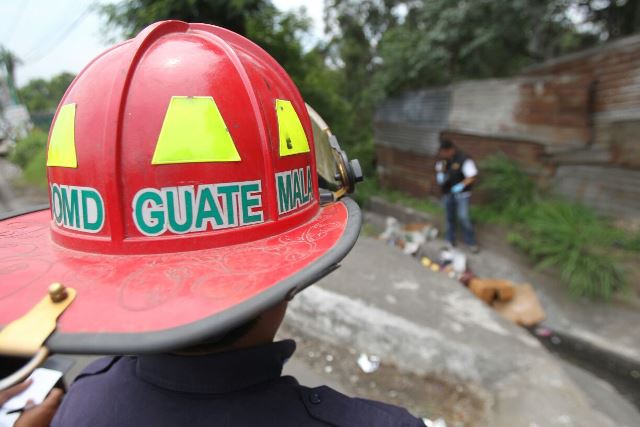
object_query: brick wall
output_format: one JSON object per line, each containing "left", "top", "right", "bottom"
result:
{"left": 376, "top": 145, "right": 435, "bottom": 197}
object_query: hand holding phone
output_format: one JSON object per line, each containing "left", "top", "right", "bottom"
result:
{"left": 0, "top": 369, "right": 64, "bottom": 427}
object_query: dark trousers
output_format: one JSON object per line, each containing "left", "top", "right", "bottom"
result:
{"left": 443, "top": 193, "right": 476, "bottom": 246}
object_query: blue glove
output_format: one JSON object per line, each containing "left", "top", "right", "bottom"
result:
{"left": 451, "top": 182, "right": 465, "bottom": 194}
{"left": 436, "top": 172, "right": 445, "bottom": 185}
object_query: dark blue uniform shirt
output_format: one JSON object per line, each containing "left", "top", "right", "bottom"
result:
{"left": 52, "top": 340, "right": 424, "bottom": 426}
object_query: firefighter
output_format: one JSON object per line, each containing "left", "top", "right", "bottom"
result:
{"left": 0, "top": 21, "right": 424, "bottom": 426}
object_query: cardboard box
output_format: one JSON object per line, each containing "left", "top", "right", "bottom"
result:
{"left": 469, "top": 278, "right": 497, "bottom": 304}
{"left": 468, "top": 278, "right": 515, "bottom": 304}
{"left": 493, "top": 284, "right": 546, "bottom": 326}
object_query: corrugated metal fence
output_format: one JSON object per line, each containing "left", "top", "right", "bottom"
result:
{"left": 374, "top": 35, "right": 640, "bottom": 221}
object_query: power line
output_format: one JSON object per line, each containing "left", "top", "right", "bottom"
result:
{"left": 22, "top": 2, "right": 95, "bottom": 64}
{"left": 2, "top": 0, "right": 31, "bottom": 46}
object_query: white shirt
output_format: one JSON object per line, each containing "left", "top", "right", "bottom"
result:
{"left": 461, "top": 159, "right": 478, "bottom": 178}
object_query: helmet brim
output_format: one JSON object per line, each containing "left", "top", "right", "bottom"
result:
{"left": 0, "top": 199, "right": 361, "bottom": 354}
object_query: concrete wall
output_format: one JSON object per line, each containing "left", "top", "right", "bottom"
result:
{"left": 554, "top": 165, "right": 640, "bottom": 220}
{"left": 374, "top": 87, "right": 450, "bottom": 156}
{"left": 449, "top": 77, "right": 591, "bottom": 150}
{"left": 524, "top": 34, "right": 640, "bottom": 164}
{"left": 374, "top": 34, "right": 640, "bottom": 220}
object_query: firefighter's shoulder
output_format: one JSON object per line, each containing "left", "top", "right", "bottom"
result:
{"left": 71, "top": 356, "right": 122, "bottom": 382}
{"left": 299, "top": 385, "right": 425, "bottom": 427}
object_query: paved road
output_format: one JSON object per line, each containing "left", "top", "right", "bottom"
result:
{"left": 286, "top": 236, "right": 640, "bottom": 427}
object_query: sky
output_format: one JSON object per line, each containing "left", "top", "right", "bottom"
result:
{"left": 0, "top": 0, "right": 325, "bottom": 87}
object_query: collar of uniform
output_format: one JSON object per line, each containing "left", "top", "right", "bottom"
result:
{"left": 135, "top": 339, "right": 296, "bottom": 394}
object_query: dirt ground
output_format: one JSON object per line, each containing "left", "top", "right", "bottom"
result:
{"left": 279, "top": 324, "right": 487, "bottom": 427}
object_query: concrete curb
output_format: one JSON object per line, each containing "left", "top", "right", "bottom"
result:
{"left": 367, "top": 196, "right": 640, "bottom": 401}
{"left": 368, "top": 196, "right": 439, "bottom": 226}
{"left": 286, "top": 237, "right": 632, "bottom": 426}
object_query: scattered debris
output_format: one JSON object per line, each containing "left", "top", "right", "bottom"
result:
{"left": 452, "top": 250, "right": 467, "bottom": 274}
{"left": 420, "top": 247, "right": 466, "bottom": 280}
{"left": 381, "top": 214, "right": 547, "bottom": 328}
{"left": 379, "top": 217, "right": 401, "bottom": 241}
{"left": 422, "top": 417, "right": 448, "bottom": 427}
{"left": 534, "top": 327, "right": 553, "bottom": 337}
{"left": 357, "top": 353, "right": 381, "bottom": 373}
{"left": 379, "top": 217, "right": 438, "bottom": 256}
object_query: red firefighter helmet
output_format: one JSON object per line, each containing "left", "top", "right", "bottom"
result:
{"left": 0, "top": 21, "right": 361, "bottom": 356}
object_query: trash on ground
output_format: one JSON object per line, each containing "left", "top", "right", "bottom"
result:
{"left": 379, "top": 215, "right": 546, "bottom": 328}
{"left": 357, "top": 353, "right": 381, "bottom": 373}
{"left": 379, "top": 217, "right": 438, "bottom": 256}
{"left": 422, "top": 417, "right": 448, "bottom": 427}
{"left": 534, "top": 327, "right": 553, "bottom": 337}
{"left": 451, "top": 250, "right": 467, "bottom": 273}
{"left": 379, "top": 217, "right": 401, "bottom": 241}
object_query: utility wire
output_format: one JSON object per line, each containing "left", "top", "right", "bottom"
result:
{"left": 2, "top": 0, "right": 30, "bottom": 46}
{"left": 22, "top": 2, "right": 95, "bottom": 64}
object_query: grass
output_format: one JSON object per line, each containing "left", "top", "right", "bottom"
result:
{"left": 9, "top": 128, "right": 48, "bottom": 188}
{"left": 22, "top": 147, "right": 48, "bottom": 187}
{"left": 475, "top": 152, "right": 538, "bottom": 222}
{"left": 352, "top": 176, "right": 441, "bottom": 216}
{"left": 356, "top": 154, "right": 632, "bottom": 300}
{"left": 379, "top": 188, "right": 441, "bottom": 215}
{"left": 477, "top": 154, "right": 629, "bottom": 300}
{"left": 507, "top": 200, "right": 627, "bottom": 299}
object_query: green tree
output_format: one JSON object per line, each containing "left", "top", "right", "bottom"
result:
{"left": 100, "top": 0, "right": 268, "bottom": 39}
{"left": 371, "top": 0, "right": 597, "bottom": 96}
{"left": 18, "top": 72, "right": 76, "bottom": 113}
{"left": 0, "top": 47, "right": 22, "bottom": 104}
{"left": 321, "top": 0, "right": 405, "bottom": 173}
{"left": 100, "top": 1, "right": 314, "bottom": 88}
{"left": 572, "top": 0, "right": 640, "bottom": 40}
{"left": 98, "top": 0, "right": 359, "bottom": 166}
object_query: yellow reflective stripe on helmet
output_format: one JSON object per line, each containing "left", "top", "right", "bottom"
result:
{"left": 152, "top": 96, "right": 241, "bottom": 165}
{"left": 276, "top": 99, "right": 310, "bottom": 157}
{"left": 47, "top": 103, "right": 78, "bottom": 168}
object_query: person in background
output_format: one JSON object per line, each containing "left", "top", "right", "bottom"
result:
{"left": 435, "top": 138, "right": 479, "bottom": 253}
